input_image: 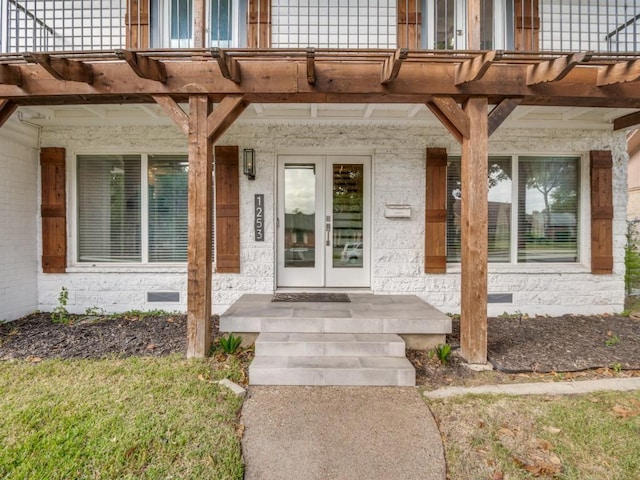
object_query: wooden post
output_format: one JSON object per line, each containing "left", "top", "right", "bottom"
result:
{"left": 187, "top": 95, "right": 213, "bottom": 358}
{"left": 460, "top": 97, "right": 488, "bottom": 364}
{"left": 194, "top": 0, "right": 207, "bottom": 48}
{"left": 467, "top": 0, "right": 481, "bottom": 50}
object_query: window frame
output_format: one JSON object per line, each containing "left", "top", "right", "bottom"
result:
{"left": 445, "top": 152, "right": 589, "bottom": 269}
{"left": 71, "top": 150, "right": 204, "bottom": 269}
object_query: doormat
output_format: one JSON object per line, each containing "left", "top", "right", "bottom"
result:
{"left": 272, "top": 293, "right": 351, "bottom": 303}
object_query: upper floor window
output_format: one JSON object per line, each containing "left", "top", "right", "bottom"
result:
{"left": 150, "top": 0, "right": 246, "bottom": 48}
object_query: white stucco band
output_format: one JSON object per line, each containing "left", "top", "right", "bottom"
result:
{"left": 37, "top": 121, "right": 627, "bottom": 317}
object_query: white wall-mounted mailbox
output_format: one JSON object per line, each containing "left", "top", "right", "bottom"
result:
{"left": 384, "top": 204, "right": 411, "bottom": 218}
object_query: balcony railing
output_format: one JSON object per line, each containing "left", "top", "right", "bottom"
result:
{"left": 0, "top": 1, "right": 637, "bottom": 54}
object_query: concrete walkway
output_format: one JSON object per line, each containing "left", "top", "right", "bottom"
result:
{"left": 241, "top": 386, "right": 446, "bottom": 480}
{"left": 424, "top": 377, "right": 640, "bottom": 399}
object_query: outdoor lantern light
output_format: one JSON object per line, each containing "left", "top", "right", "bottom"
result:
{"left": 243, "top": 149, "right": 256, "bottom": 180}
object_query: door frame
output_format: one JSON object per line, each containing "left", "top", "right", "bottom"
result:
{"left": 276, "top": 153, "right": 372, "bottom": 288}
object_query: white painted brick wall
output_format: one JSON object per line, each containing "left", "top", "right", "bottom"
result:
{"left": 38, "top": 121, "right": 626, "bottom": 317}
{"left": 0, "top": 118, "right": 39, "bottom": 321}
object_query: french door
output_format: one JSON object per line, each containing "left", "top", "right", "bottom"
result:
{"left": 277, "top": 155, "right": 371, "bottom": 288}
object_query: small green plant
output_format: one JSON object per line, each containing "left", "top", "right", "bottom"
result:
{"left": 605, "top": 334, "right": 620, "bottom": 347}
{"left": 85, "top": 306, "right": 105, "bottom": 316}
{"left": 51, "top": 287, "right": 70, "bottom": 324}
{"left": 497, "top": 310, "right": 524, "bottom": 320}
{"left": 219, "top": 333, "right": 243, "bottom": 355}
{"left": 612, "top": 362, "right": 623, "bottom": 373}
{"left": 620, "top": 309, "right": 630, "bottom": 317}
{"left": 433, "top": 343, "right": 452, "bottom": 365}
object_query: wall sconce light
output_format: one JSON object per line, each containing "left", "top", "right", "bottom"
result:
{"left": 243, "top": 149, "right": 255, "bottom": 180}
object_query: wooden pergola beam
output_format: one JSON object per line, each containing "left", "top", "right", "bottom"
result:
{"left": 211, "top": 48, "right": 241, "bottom": 83}
{"left": 152, "top": 95, "right": 189, "bottom": 135}
{"left": 24, "top": 53, "right": 93, "bottom": 84}
{"left": 614, "top": 110, "right": 640, "bottom": 131}
{"left": 527, "top": 52, "right": 592, "bottom": 85}
{"left": 488, "top": 97, "right": 522, "bottom": 137}
{"left": 381, "top": 48, "right": 408, "bottom": 85}
{"left": 426, "top": 97, "right": 470, "bottom": 143}
{"left": 207, "top": 95, "right": 248, "bottom": 141}
{"left": 0, "top": 99, "right": 18, "bottom": 127}
{"left": 597, "top": 59, "right": 640, "bottom": 86}
{"left": 116, "top": 50, "right": 167, "bottom": 83}
{"left": 455, "top": 50, "right": 501, "bottom": 85}
{"left": 306, "top": 48, "right": 316, "bottom": 85}
{"left": 0, "top": 64, "right": 23, "bottom": 86}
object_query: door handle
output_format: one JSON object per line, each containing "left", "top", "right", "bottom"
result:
{"left": 325, "top": 220, "right": 331, "bottom": 246}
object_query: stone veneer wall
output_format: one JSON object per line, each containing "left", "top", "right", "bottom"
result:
{"left": 0, "top": 117, "right": 40, "bottom": 321}
{"left": 37, "top": 122, "right": 627, "bottom": 316}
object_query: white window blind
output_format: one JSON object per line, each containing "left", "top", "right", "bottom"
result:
{"left": 77, "top": 155, "right": 142, "bottom": 263}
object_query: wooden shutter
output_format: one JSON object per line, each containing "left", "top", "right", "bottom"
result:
{"left": 41, "top": 148, "right": 66, "bottom": 273}
{"left": 514, "top": 0, "right": 539, "bottom": 51}
{"left": 215, "top": 146, "right": 240, "bottom": 273}
{"left": 397, "top": 0, "right": 422, "bottom": 49}
{"left": 425, "top": 148, "right": 447, "bottom": 273}
{"left": 126, "top": 0, "right": 150, "bottom": 49}
{"left": 248, "top": 0, "right": 271, "bottom": 48}
{"left": 590, "top": 150, "right": 614, "bottom": 274}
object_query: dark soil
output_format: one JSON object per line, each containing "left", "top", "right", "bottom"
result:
{"left": 0, "top": 313, "right": 219, "bottom": 360}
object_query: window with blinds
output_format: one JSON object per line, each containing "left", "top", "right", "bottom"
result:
{"left": 446, "top": 155, "right": 579, "bottom": 264}
{"left": 77, "top": 154, "right": 213, "bottom": 264}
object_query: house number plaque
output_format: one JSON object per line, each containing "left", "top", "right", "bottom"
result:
{"left": 254, "top": 194, "right": 265, "bottom": 241}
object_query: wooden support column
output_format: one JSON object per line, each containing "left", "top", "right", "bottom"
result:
{"left": 187, "top": 95, "right": 213, "bottom": 358}
{"left": 194, "top": 0, "right": 207, "bottom": 48}
{"left": 467, "top": 0, "right": 481, "bottom": 50}
{"left": 460, "top": 97, "right": 489, "bottom": 364}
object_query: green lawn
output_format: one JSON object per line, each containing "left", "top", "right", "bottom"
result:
{"left": 0, "top": 356, "right": 244, "bottom": 480}
{"left": 429, "top": 391, "right": 640, "bottom": 480}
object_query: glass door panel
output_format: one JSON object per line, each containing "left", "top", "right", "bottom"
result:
{"left": 284, "top": 164, "right": 316, "bottom": 268}
{"left": 332, "top": 163, "right": 364, "bottom": 269}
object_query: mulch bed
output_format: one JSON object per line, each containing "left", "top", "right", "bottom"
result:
{"left": 0, "top": 313, "right": 218, "bottom": 360}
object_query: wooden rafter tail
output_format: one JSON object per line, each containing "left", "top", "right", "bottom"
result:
{"left": 426, "top": 97, "right": 470, "bottom": 144}
{"left": 527, "top": 51, "right": 592, "bottom": 86}
{"left": 152, "top": 95, "right": 189, "bottom": 135}
{"left": 613, "top": 110, "right": 640, "bottom": 131}
{"left": 23, "top": 53, "right": 93, "bottom": 84}
{"left": 381, "top": 48, "right": 408, "bottom": 85}
{"left": 488, "top": 98, "right": 522, "bottom": 137}
{"left": 207, "top": 95, "right": 248, "bottom": 142}
{"left": 210, "top": 48, "right": 241, "bottom": 83}
{"left": 306, "top": 48, "right": 316, "bottom": 85}
{"left": 597, "top": 59, "right": 640, "bottom": 87}
{"left": 115, "top": 49, "right": 167, "bottom": 83}
{"left": 455, "top": 50, "right": 501, "bottom": 85}
{"left": 0, "top": 64, "right": 23, "bottom": 87}
{"left": 0, "top": 99, "right": 18, "bottom": 127}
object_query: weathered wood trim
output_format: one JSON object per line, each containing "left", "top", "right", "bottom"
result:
{"left": 215, "top": 146, "right": 240, "bottom": 273}
{"left": 187, "top": 95, "right": 213, "bottom": 358}
{"left": 24, "top": 54, "right": 93, "bottom": 84}
{"left": 613, "top": 110, "right": 640, "bottom": 131}
{"left": 125, "top": 0, "right": 150, "bottom": 49}
{"left": 152, "top": 95, "right": 189, "bottom": 135}
{"left": 427, "top": 97, "right": 470, "bottom": 143}
{"left": 0, "top": 99, "right": 18, "bottom": 128}
{"left": 488, "top": 98, "right": 522, "bottom": 137}
{"left": 590, "top": 150, "right": 614, "bottom": 275}
{"left": 455, "top": 51, "right": 500, "bottom": 85}
{"left": 40, "top": 147, "right": 67, "bottom": 273}
{"left": 460, "top": 97, "right": 489, "bottom": 364}
{"left": 425, "top": 148, "right": 448, "bottom": 274}
{"left": 381, "top": 48, "right": 408, "bottom": 85}
{"left": 527, "top": 52, "right": 592, "bottom": 85}
{"left": 467, "top": 0, "right": 481, "bottom": 50}
{"left": 211, "top": 48, "right": 241, "bottom": 83}
{"left": 597, "top": 60, "right": 640, "bottom": 86}
{"left": 207, "top": 95, "right": 248, "bottom": 142}
{"left": 306, "top": 48, "right": 316, "bottom": 85}
{"left": 194, "top": 0, "right": 207, "bottom": 48}
{"left": 0, "top": 64, "right": 23, "bottom": 86}
{"left": 116, "top": 50, "right": 167, "bottom": 83}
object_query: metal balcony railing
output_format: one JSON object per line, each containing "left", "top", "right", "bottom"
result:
{"left": 0, "top": 1, "right": 637, "bottom": 54}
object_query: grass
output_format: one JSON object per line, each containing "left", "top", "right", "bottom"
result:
{"left": 0, "top": 355, "right": 245, "bottom": 480}
{"left": 429, "top": 391, "right": 640, "bottom": 479}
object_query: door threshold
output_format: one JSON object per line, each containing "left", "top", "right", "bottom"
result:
{"left": 275, "top": 287, "right": 372, "bottom": 294}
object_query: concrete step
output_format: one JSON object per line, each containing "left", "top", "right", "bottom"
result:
{"left": 255, "top": 333, "right": 406, "bottom": 357}
{"left": 249, "top": 355, "right": 416, "bottom": 386}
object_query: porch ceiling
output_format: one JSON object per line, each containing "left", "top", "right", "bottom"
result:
{"left": 1, "top": 49, "right": 640, "bottom": 109}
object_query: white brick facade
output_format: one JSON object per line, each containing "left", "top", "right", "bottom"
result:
{"left": 0, "top": 118, "right": 39, "bottom": 321}
{"left": 36, "top": 120, "right": 627, "bottom": 317}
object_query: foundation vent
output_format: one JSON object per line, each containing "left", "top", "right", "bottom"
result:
{"left": 147, "top": 292, "right": 180, "bottom": 303}
{"left": 488, "top": 293, "right": 513, "bottom": 304}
